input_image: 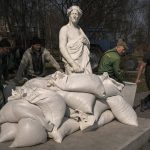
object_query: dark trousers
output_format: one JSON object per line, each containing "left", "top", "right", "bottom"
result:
{"left": 3, "top": 81, "right": 16, "bottom": 101}
{"left": 0, "top": 84, "right": 6, "bottom": 109}
{"left": 145, "top": 74, "right": 150, "bottom": 97}
{"left": 142, "top": 74, "right": 150, "bottom": 105}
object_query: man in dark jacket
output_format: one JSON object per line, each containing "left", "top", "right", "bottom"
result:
{"left": 0, "top": 39, "right": 11, "bottom": 108}
{"left": 135, "top": 49, "right": 150, "bottom": 111}
{"left": 4, "top": 37, "right": 63, "bottom": 100}
{"left": 14, "top": 37, "right": 62, "bottom": 85}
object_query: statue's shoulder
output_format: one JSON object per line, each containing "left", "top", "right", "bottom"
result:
{"left": 60, "top": 25, "right": 67, "bottom": 30}
{"left": 59, "top": 25, "right": 68, "bottom": 36}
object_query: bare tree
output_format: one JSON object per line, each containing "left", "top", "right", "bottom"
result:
{"left": 0, "top": 0, "right": 147, "bottom": 49}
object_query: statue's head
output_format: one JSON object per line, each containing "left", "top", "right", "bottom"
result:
{"left": 67, "top": 5, "right": 83, "bottom": 19}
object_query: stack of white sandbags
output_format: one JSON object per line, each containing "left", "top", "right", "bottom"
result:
{"left": 0, "top": 71, "right": 138, "bottom": 147}
{"left": 51, "top": 72, "right": 138, "bottom": 130}
{"left": 0, "top": 100, "right": 50, "bottom": 147}
{"left": 0, "top": 88, "right": 67, "bottom": 147}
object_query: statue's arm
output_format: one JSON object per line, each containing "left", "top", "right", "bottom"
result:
{"left": 80, "top": 28, "right": 90, "bottom": 48}
{"left": 59, "top": 26, "right": 74, "bottom": 66}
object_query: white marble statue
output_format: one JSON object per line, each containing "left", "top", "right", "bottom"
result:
{"left": 59, "top": 5, "right": 92, "bottom": 74}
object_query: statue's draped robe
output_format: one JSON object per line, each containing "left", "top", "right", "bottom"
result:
{"left": 63, "top": 35, "right": 92, "bottom": 74}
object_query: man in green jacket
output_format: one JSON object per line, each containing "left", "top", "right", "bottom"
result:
{"left": 98, "top": 39, "right": 128, "bottom": 83}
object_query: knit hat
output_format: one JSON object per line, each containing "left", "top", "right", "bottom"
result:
{"left": 31, "top": 37, "right": 41, "bottom": 45}
{"left": 0, "top": 39, "right": 11, "bottom": 47}
{"left": 117, "top": 39, "right": 128, "bottom": 49}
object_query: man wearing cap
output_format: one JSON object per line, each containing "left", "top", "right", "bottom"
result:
{"left": 14, "top": 37, "right": 62, "bottom": 85}
{"left": 98, "top": 39, "right": 128, "bottom": 83}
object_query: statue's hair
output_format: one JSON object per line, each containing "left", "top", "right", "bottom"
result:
{"left": 67, "top": 5, "right": 82, "bottom": 18}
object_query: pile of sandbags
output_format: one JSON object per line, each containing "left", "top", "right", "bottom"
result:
{"left": 0, "top": 71, "right": 138, "bottom": 147}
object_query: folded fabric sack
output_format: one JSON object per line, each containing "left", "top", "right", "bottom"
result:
{"left": 106, "top": 95, "right": 138, "bottom": 126}
{"left": 0, "top": 123, "right": 18, "bottom": 142}
{"left": 27, "top": 88, "right": 66, "bottom": 129}
{"left": 68, "top": 110, "right": 95, "bottom": 131}
{"left": 10, "top": 118, "right": 47, "bottom": 148}
{"left": 57, "top": 90, "right": 95, "bottom": 113}
{"left": 50, "top": 73, "right": 106, "bottom": 98}
{"left": 99, "top": 72, "right": 124, "bottom": 97}
{"left": 48, "top": 117, "right": 79, "bottom": 143}
{"left": 8, "top": 86, "right": 38, "bottom": 101}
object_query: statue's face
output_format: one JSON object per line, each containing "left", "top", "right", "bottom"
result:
{"left": 69, "top": 9, "right": 80, "bottom": 24}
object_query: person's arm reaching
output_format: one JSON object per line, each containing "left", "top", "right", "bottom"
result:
{"left": 45, "top": 51, "right": 63, "bottom": 72}
{"left": 14, "top": 53, "right": 28, "bottom": 84}
{"left": 135, "top": 61, "right": 146, "bottom": 84}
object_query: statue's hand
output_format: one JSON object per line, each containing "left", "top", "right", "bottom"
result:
{"left": 80, "top": 37, "right": 89, "bottom": 45}
{"left": 72, "top": 62, "right": 84, "bottom": 73}
{"left": 57, "top": 68, "right": 64, "bottom": 73}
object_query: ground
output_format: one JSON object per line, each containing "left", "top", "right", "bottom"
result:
{"left": 125, "top": 71, "right": 150, "bottom": 150}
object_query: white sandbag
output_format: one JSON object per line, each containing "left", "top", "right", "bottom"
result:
{"left": 97, "top": 110, "right": 115, "bottom": 126}
{"left": 99, "top": 72, "right": 124, "bottom": 97}
{"left": 93, "top": 99, "right": 109, "bottom": 121}
{"left": 48, "top": 118, "right": 79, "bottom": 143}
{"left": 8, "top": 86, "right": 37, "bottom": 101}
{"left": 0, "top": 123, "right": 18, "bottom": 142}
{"left": 8, "top": 85, "right": 47, "bottom": 101}
{"left": 121, "top": 81, "right": 137, "bottom": 106}
{"left": 0, "top": 101, "right": 16, "bottom": 123}
{"left": 23, "top": 77, "right": 60, "bottom": 92}
{"left": 23, "top": 77, "right": 50, "bottom": 90}
{"left": 0, "top": 100, "right": 53, "bottom": 131}
{"left": 57, "top": 90, "right": 95, "bottom": 113}
{"left": 50, "top": 73, "right": 106, "bottom": 98}
{"left": 28, "top": 88, "right": 66, "bottom": 129}
{"left": 106, "top": 95, "right": 138, "bottom": 126}
{"left": 83, "top": 110, "right": 115, "bottom": 132}
{"left": 9, "top": 86, "right": 58, "bottom": 102}
{"left": 10, "top": 118, "right": 47, "bottom": 148}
